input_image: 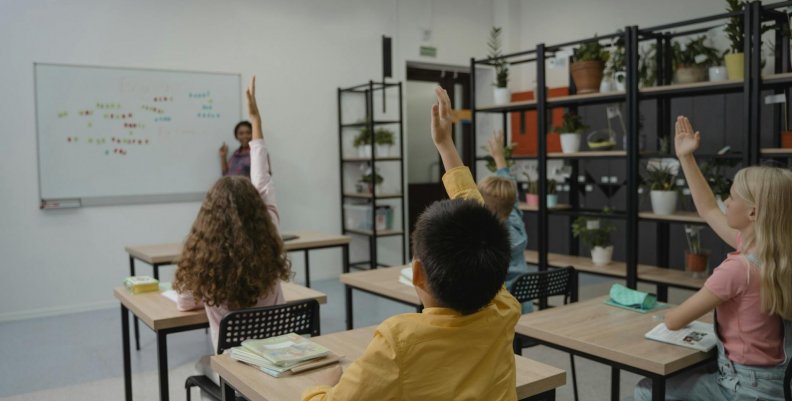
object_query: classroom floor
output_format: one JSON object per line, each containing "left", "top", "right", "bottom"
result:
{"left": 0, "top": 275, "right": 696, "bottom": 401}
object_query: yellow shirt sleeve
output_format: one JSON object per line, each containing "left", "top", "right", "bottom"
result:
{"left": 441, "top": 166, "right": 484, "bottom": 205}
{"left": 301, "top": 328, "right": 401, "bottom": 401}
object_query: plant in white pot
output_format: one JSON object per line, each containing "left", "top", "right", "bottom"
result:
{"left": 572, "top": 214, "right": 616, "bottom": 266}
{"left": 374, "top": 127, "right": 395, "bottom": 157}
{"left": 353, "top": 127, "right": 373, "bottom": 158}
{"left": 554, "top": 112, "right": 589, "bottom": 154}
{"left": 643, "top": 162, "right": 679, "bottom": 215}
{"left": 488, "top": 26, "right": 510, "bottom": 105}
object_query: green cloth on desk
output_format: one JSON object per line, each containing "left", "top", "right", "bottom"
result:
{"left": 605, "top": 284, "right": 668, "bottom": 313}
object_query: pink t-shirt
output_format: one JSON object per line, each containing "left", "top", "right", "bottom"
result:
{"left": 704, "top": 235, "right": 784, "bottom": 366}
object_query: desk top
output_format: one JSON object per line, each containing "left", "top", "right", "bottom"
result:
{"left": 113, "top": 282, "right": 327, "bottom": 331}
{"left": 125, "top": 231, "right": 351, "bottom": 265}
{"left": 515, "top": 296, "right": 714, "bottom": 376}
{"left": 339, "top": 266, "right": 419, "bottom": 306}
{"left": 525, "top": 250, "right": 706, "bottom": 290}
{"left": 211, "top": 326, "right": 566, "bottom": 401}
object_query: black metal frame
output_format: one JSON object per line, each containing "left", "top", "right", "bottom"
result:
{"left": 338, "top": 81, "right": 407, "bottom": 271}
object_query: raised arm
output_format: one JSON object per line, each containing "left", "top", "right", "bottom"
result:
{"left": 246, "top": 76, "right": 280, "bottom": 227}
{"left": 219, "top": 142, "right": 229, "bottom": 175}
{"left": 675, "top": 116, "right": 737, "bottom": 248}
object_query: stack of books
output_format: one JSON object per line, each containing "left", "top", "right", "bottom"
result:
{"left": 399, "top": 267, "right": 413, "bottom": 287}
{"left": 229, "top": 333, "right": 340, "bottom": 377}
{"left": 124, "top": 276, "right": 160, "bottom": 294}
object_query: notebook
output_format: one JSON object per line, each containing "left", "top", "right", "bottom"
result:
{"left": 241, "top": 333, "right": 330, "bottom": 367}
{"left": 645, "top": 321, "right": 717, "bottom": 352}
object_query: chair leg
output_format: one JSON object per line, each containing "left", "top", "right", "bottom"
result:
{"left": 186, "top": 388, "right": 191, "bottom": 401}
{"left": 570, "top": 354, "right": 579, "bottom": 401}
{"left": 513, "top": 337, "right": 522, "bottom": 355}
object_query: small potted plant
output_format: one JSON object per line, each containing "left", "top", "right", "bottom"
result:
{"left": 638, "top": 43, "right": 657, "bottom": 88}
{"left": 723, "top": 0, "right": 748, "bottom": 80}
{"left": 358, "top": 171, "right": 384, "bottom": 194}
{"left": 488, "top": 26, "right": 510, "bottom": 105}
{"left": 700, "top": 157, "right": 739, "bottom": 212}
{"left": 684, "top": 225, "right": 709, "bottom": 278}
{"left": 353, "top": 127, "right": 373, "bottom": 158}
{"left": 572, "top": 214, "right": 616, "bottom": 266}
{"left": 671, "top": 36, "right": 720, "bottom": 84}
{"left": 643, "top": 162, "right": 679, "bottom": 215}
{"left": 374, "top": 127, "right": 395, "bottom": 157}
{"left": 525, "top": 180, "right": 539, "bottom": 207}
{"left": 606, "top": 36, "right": 626, "bottom": 92}
{"left": 571, "top": 40, "right": 609, "bottom": 94}
{"left": 546, "top": 179, "right": 558, "bottom": 208}
{"left": 554, "top": 112, "right": 589, "bottom": 154}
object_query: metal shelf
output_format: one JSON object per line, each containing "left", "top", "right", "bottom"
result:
{"left": 341, "top": 121, "right": 400, "bottom": 128}
{"left": 343, "top": 193, "right": 403, "bottom": 200}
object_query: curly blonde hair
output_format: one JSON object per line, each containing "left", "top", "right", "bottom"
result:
{"left": 173, "top": 176, "right": 291, "bottom": 310}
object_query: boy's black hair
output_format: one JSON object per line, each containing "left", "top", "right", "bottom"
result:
{"left": 411, "top": 198, "right": 510, "bottom": 315}
{"left": 234, "top": 121, "right": 252, "bottom": 138}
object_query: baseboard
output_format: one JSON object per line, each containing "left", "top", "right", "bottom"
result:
{"left": 0, "top": 300, "right": 118, "bottom": 322}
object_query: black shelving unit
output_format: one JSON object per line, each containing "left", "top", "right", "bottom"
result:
{"left": 337, "top": 81, "right": 407, "bottom": 270}
{"left": 470, "top": 1, "right": 792, "bottom": 300}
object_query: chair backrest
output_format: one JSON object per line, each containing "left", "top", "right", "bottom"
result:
{"left": 509, "top": 266, "right": 576, "bottom": 309}
{"left": 216, "top": 299, "right": 321, "bottom": 354}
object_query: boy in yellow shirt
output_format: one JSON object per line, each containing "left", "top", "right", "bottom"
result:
{"left": 302, "top": 87, "right": 520, "bottom": 401}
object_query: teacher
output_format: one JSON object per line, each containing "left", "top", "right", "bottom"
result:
{"left": 219, "top": 121, "right": 252, "bottom": 177}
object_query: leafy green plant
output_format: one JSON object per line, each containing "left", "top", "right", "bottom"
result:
{"left": 572, "top": 215, "right": 616, "bottom": 248}
{"left": 671, "top": 36, "right": 721, "bottom": 69}
{"left": 606, "top": 34, "right": 626, "bottom": 76}
{"left": 546, "top": 179, "right": 557, "bottom": 195}
{"left": 488, "top": 27, "right": 509, "bottom": 88}
{"left": 374, "top": 128, "right": 395, "bottom": 146}
{"left": 638, "top": 43, "right": 657, "bottom": 87}
{"left": 359, "top": 172, "right": 384, "bottom": 185}
{"left": 554, "top": 112, "right": 589, "bottom": 134}
{"left": 353, "top": 128, "right": 372, "bottom": 147}
{"left": 724, "top": 0, "right": 748, "bottom": 54}
{"left": 642, "top": 163, "right": 677, "bottom": 191}
{"left": 700, "top": 158, "right": 739, "bottom": 198}
{"left": 480, "top": 143, "right": 516, "bottom": 172}
{"left": 573, "top": 41, "right": 610, "bottom": 63}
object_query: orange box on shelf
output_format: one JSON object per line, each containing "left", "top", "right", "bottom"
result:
{"left": 509, "top": 87, "right": 570, "bottom": 156}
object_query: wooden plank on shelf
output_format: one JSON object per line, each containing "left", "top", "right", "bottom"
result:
{"left": 547, "top": 150, "right": 626, "bottom": 158}
{"left": 518, "top": 203, "right": 573, "bottom": 212}
{"left": 346, "top": 228, "right": 404, "bottom": 237}
{"left": 760, "top": 148, "right": 792, "bottom": 155}
{"left": 640, "top": 80, "right": 741, "bottom": 94}
{"left": 343, "top": 193, "right": 402, "bottom": 199}
{"left": 547, "top": 91, "right": 625, "bottom": 104}
{"left": 638, "top": 211, "right": 704, "bottom": 223}
{"left": 476, "top": 99, "right": 536, "bottom": 112}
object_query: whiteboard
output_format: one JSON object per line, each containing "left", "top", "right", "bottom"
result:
{"left": 34, "top": 63, "right": 241, "bottom": 207}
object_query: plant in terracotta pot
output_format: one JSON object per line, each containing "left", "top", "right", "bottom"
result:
{"left": 554, "top": 112, "right": 589, "bottom": 154}
{"left": 374, "top": 127, "right": 395, "bottom": 157}
{"left": 488, "top": 26, "right": 510, "bottom": 105}
{"left": 572, "top": 213, "right": 616, "bottom": 266}
{"left": 643, "top": 161, "right": 679, "bottom": 215}
{"left": 571, "top": 40, "right": 609, "bottom": 94}
{"left": 671, "top": 36, "right": 720, "bottom": 84}
{"left": 684, "top": 225, "right": 709, "bottom": 278}
{"left": 353, "top": 127, "right": 373, "bottom": 158}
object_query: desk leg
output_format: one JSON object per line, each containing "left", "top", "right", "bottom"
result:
{"left": 220, "top": 378, "right": 235, "bottom": 401}
{"left": 610, "top": 366, "right": 620, "bottom": 401}
{"left": 651, "top": 377, "right": 665, "bottom": 401}
{"left": 156, "top": 331, "right": 169, "bottom": 401}
{"left": 342, "top": 244, "right": 350, "bottom": 274}
{"left": 121, "top": 305, "right": 132, "bottom": 401}
{"left": 129, "top": 256, "right": 141, "bottom": 351}
{"left": 153, "top": 264, "right": 160, "bottom": 280}
{"left": 304, "top": 250, "right": 311, "bottom": 288}
{"left": 345, "top": 285, "right": 354, "bottom": 330}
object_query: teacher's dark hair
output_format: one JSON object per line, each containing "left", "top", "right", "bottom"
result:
{"left": 234, "top": 121, "right": 252, "bottom": 139}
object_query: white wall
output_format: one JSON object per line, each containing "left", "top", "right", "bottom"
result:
{"left": 0, "top": 0, "right": 498, "bottom": 321}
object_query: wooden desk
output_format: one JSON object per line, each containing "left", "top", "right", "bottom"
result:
{"left": 115, "top": 283, "right": 327, "bottom": 401}
{"left": 515, "top": 296, "right": 715, "bottom": 401}
{"left": 125, "top": 231, "right": 349, "bottom": 349}
{"left": 211, "top": 326, "right": 567, "bottom": 401}
{"left": 339, "top": 265, "right": 418, "bottom": 330}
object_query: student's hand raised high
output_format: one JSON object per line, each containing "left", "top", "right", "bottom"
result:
{"left": 674, "top": 116, "right": 700, "bottom": 159}
{"left": 246, "top": 75, "right": 260, "bottom": 119}
{"left": 487, "top": 130, "right": 508, "bottom": 171}
{"left": 430, "top": 86, "right": 454, "bottom": 147}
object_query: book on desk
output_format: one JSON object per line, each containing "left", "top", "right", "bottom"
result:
{"left": 645, "top": 321, "right": 717, "bottom": 352}
{"left": 230, "top": 333, "right": 340, "bottom": 377}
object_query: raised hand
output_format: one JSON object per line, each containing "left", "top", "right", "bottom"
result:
{"left": 430, "top": 86, "right": 454, "bottom": 147}
{"left": 487, "top": 130, "right": 505, "bottom": 160}
{"left": 219, "top": 142, "right": 228, "bottom": 158}
{"left": 246, "top": 75, "right": 259, "bottom": 119}
{"left": 674, "top": 116, "right": 700, "bottom": 159}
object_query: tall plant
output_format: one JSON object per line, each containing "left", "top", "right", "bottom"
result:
{"left": 488, "top": 27, "right": 509, "bottom": 88}
{"left": 724, "top": 0, "right": 748, "bottom": 54}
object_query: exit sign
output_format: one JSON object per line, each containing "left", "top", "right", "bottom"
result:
{"left": 420, "top": 46, "right": 437, "bottom": 57}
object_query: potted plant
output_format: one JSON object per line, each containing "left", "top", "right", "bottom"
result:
{"left": 525, "top": 180, "right": 539, "bottom": 207}
{"left": 638, "top": 43, "right": 657, "bottom": 88}
{"left": 700, "top": 156, "right": 739, "bottom": 212}
{"left": 554, "top": 112, "right": 589, "bottom": 154}
{"left": 606, "top": 35, "right": 627, "bottom": 92}
{"left": 684, "top": 225, "right": 709, "bottom": 278}
{"left": 374, "top": 127, "right": 395, "bottom": 157}
{"left": 358, "top": 171, "right": 384, "bottom": 194}
{"left": 546, "top": 179, "right": 558, "bottom": 208}
{"left": 353, "top": 127, "right": 373, "bottom": 158}
{"left": 643, "top": 162, "right": 679, "bottom": 215}
{"left": 671, "top": 36, "right": 720, "bottom": 84}
{"left": 488, "top": 26, "right": 510, "bottom": 105}
{"left": 571, "top": 40, "right": 609, "bottom": 94}
{"left": 723, "top": 0, "right": 748, "bottom": 80}
{"left": 572, "top": 214, "right": 616, "bottom": 266}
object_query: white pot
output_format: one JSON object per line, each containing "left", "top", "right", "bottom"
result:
{"left": 375, "top": 144, "right": 391, "bottom": 157}
{"left": 591, "top": 245, "right": 613, "bottom": 266}
{"left": 650, "top": 190, "right": 678, "bottom": 215}
{"left": 494, "top": 87, "right": 511, "bottom": 105}
{"left": 716, "top": 195, "right": 727, "bottom": 213}
{"left": 560, "top": 133, "right": 581, "bottom": 154}
{"left": 614, "top": 71, "right": 627, "bottom": 91}
{"left": 709, "top": 66, "right": 728, "bottom": 82}
{"left": 599, "top": 78, "right": 613, "bottom": 93}
{"left": 357, "top": 145, "right": 372, "bottom": 158}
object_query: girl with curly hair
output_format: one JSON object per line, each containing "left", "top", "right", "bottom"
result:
{"left": 173, "top": 76, "right": 291, "bottom": 358}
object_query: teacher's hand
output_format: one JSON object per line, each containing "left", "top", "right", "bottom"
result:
{"left": 219, "top": 142, "right": 228, "bottom": 158}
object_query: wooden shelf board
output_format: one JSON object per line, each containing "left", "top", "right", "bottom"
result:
{"left": 344, "top": 193, "right": 402, "bottom": 199}
{"left": 760, "top": 148, "right": 792, "bottom": 155}
{"left": 518, "top": 203, "right": 573, "bottom": 212}
{"left": 638, "top": 211, "right": 705, "bottom": 223}
{"left": 547, "top": 150, "right": 626, "bottom": 158}
{"left": 342, "top": 157, "right": 401, "bottom": 162}
{"left": 345, "top": 228, "right": 404, "bottom": 237}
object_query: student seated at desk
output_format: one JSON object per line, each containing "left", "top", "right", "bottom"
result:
{"left": 632, "top": 116, "right": 792, "bottom": 401}
{"left": 173, "top": 77, "right": 291, "bottom": 393}
{"left": 302, "top": 87, "right": 520, "bottom": 401}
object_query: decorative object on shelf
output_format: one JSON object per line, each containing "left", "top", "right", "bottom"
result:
{"left": 638, "top": 43, "right": 657, "bottom": 88}
{"left": 709, "top": 65, "right": 728, "bottom": 81}
{"left": 546, "top": 179, "right": 558, "bottom": 207}
{"left": 572, "top": 212, "right": 616, "bottom": 266}
{"left": 375, "top": 205, "right": 393, "bottom": 230}
{"left": 671, "top": 36, "right": 720, "bottom": 84}
{"left": 353, "top": 127, "right": 373, "bottom": 158}
{"left": 571, "top": 40, "right": 609, "bottom": 94}
{"left": 374, "top": 127, "right": 395, "bottom": 157}
{"left": 606, "top": 33, "right": 626, "bottom": 92}
{"left": 488, "top": 26, "right": 510, "bottom": 105}
{"left": 357, "top": 165, "right": 383, "bottom": 194}
{"left": 643, "top": 160, "right": 679, "bottom": 215}
{"left": 723, "top": 0, "right": 748, "bottom": 80}
{"left": 700, "top": 149, "right": 739, "bottom": 212}
{"left": 525, "top": 180, "right": 539, "bottom": 207}
{"left": 684, "top": 225, "right": 709, "bottom": 278}
{"left": 587, "top": 129, "right": 617, "bottom": 151}
{"left": 554, "top": 112, "right": 589, "bottom": 154}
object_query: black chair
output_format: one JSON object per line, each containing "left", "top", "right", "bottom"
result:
{"left": 185, "top": 299, "right": 321, "bottom": 401}
{"left": 509, "top": 266, "right": 578, "bottom": 401}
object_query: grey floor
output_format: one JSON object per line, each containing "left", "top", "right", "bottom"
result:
{"left": 0, "top": 274, "right": 695, "bottom": 401}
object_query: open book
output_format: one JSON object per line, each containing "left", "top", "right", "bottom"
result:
{"left": 645, "top": 321, "right": 716, "bottom": 352}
